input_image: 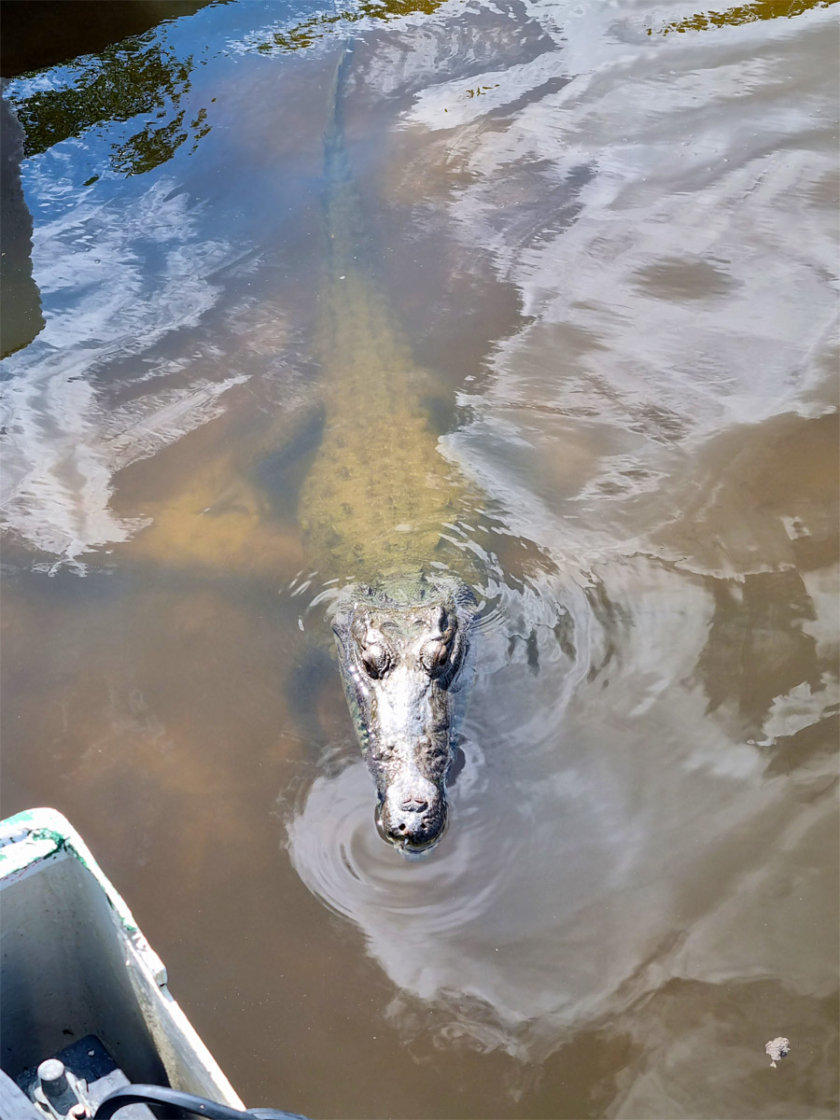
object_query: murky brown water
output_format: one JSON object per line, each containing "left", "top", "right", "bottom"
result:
{"left": 1, "top": 1, "right": 838, "bottom": 1116}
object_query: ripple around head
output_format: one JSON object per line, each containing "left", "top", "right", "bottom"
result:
{"left": 286, "top": 758, "right": 514, "bottom": 937}
{"left": 286, "top": 538, "right": 600, "bottom": 982}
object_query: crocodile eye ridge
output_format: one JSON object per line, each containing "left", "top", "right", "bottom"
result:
{"left": 361, "top": 640, "right": 393, "bottom": 679}
{"left": 420, "top": 637, "right": 450, "bottom": 675}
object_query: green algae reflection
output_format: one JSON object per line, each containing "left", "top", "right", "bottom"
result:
{"left": 9, "top": 33, "right": 208, "bottom": 176}
{"left": 651, "top": 0, "right": 837, "bottom": 35}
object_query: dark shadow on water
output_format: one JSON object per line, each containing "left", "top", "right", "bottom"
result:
{"left": 0, "top": 97, "right": 43, "bottom": 357}
{"left": 0, "top": 1, "right": 214, "bottom": 78}
{"left": 698, "top": 569, "right": 822, "bottom": 736}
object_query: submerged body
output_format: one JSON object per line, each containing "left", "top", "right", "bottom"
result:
{"left": 301, "top": 46, "right": 478, "bottom": 852}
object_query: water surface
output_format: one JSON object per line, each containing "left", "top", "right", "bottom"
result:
{"left": 1, "top": 1, "right": 837, "bottom": 1116}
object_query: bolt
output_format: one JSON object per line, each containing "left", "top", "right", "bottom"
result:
{"left": 37, "top": 1059, "right": 69, "bottom": 1101}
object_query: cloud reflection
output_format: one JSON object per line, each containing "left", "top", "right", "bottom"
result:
{"left": 0, "top": 175, "right": 238, "bottom": 567}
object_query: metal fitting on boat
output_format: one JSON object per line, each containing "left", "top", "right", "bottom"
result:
{"left": 34, "top": 1058, "right": 91, "bottom": 1119}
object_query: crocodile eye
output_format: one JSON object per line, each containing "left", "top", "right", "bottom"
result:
{"left": 420, "top": 639, "right": 450, "bottom": 675}
{"left": 361, "top": 642, "right": 392, "bottom": 679}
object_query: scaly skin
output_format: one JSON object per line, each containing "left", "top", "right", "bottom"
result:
{"left": 299, "top": 93, "right": 471, "bottom": 581}
{"left": 299, "top": 273, "right": 467, "bottom": 578}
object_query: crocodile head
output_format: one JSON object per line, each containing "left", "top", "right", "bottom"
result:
{"left": 332, "top": 575, "right": 476, "bottom": 854}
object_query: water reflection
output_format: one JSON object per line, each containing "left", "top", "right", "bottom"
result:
{"left": 1, "top": 0, "right": 837, "bottom": 1116}
{"left": 0, "top": 174, "right": 245, "bottom": 566}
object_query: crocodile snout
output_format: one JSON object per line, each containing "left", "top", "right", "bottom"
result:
{"left": 377, "top": 781, "right": 447, "bottom": 852}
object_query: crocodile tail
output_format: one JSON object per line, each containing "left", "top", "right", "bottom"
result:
{"left": 323, "top": 37, "right": 355, "bottom": 186}
{"left": 322, "top": 38, "right": 376, "bottom": 282}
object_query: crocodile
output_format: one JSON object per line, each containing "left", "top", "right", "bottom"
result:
{"left": 301, "top": 43, "right": 480, "bottom": 853}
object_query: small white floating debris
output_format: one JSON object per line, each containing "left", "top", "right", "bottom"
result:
{"left": 765, "top": 1037, "right": 791, "bottom": 1067}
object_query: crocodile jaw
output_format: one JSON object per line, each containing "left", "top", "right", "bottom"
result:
{"left": 332, "top": 576, "right": 476, "bottom": 853}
